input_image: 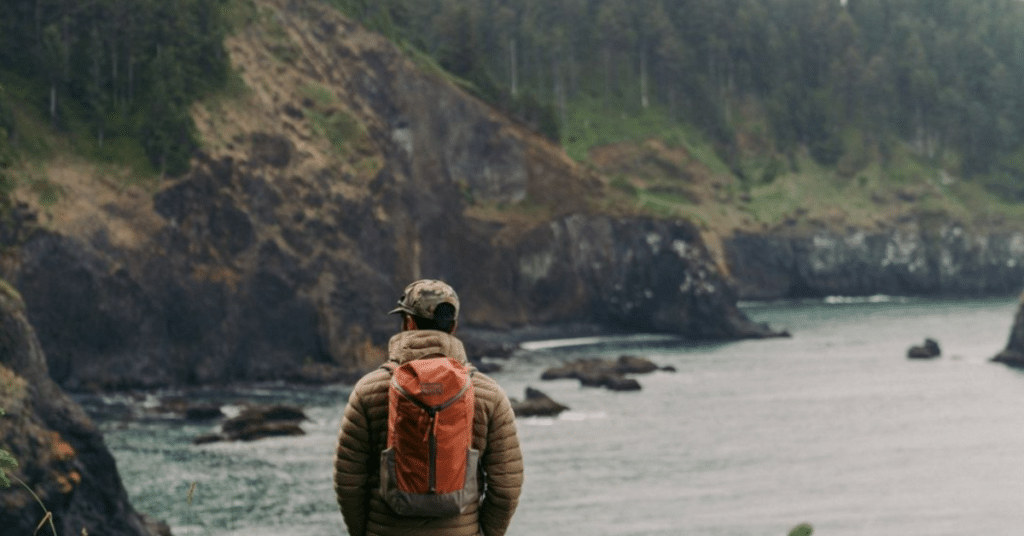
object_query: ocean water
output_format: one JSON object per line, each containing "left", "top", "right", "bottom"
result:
{"left": 85, "top": 296, "right": 1024, "bottom": 536}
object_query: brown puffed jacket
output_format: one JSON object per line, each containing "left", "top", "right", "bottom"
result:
{"left": 334, "top": 330, "right": 524, "bottom": 536}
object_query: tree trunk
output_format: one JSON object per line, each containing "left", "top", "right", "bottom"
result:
{"left": 111, "top": 45, "right": 119, "bottom": 110}
{"left": 640, "top": 48, "right": 649, "bottom": 109}
{"left": 50, "top": 85, "right": 57, "bottom": 124}
{"left": 509, "top": 37, "right": 518, "bottom": 97}
{"left": 603, "top": 47, "right": 612, "bottom": 108}
{"left": 553, "top": 57, "right": 567, "bottom": 128}
{"left": 128, "top": 54, "right": 134, "bottom": 105}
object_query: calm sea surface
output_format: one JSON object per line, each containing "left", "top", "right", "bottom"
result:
{"left": 83, "top": 296, "right": 1024, "bottom": 536}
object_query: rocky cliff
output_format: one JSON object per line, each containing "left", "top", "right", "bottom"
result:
{"left": 2, "top": 0, "right": 774, "bottom": 390}
{"left": 0, "top": 280, "right": 159, "bottom": 536}
{"left": 725, "top": 221, "right": 1024, "bottom": 300}
{"left": 993, "top": 294, "right": 1024, "bottom": 367}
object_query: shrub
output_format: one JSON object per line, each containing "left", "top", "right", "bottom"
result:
{"left": 0, "top": 408, "right": 15, "bottom": 488}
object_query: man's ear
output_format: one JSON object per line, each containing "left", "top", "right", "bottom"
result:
{"left": 402, "top": 315, "right": 417, "bottom": 331}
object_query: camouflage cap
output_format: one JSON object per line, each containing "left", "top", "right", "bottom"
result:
{"left": 388, "top": 279, "right": 460, "bottom": 320}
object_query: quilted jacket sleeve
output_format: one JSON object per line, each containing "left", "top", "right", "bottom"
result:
{"left": 478, "top": 391, "right": 524, "bottom": 536}
{"left": 334, "top": 385, "right": 372, "bottom": 536}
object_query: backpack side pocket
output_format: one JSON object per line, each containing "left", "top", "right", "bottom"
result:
{"left": 380, "top": 448, "right": 480, "bottom": 517}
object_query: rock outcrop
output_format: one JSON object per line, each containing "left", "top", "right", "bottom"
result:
{"left": 907, "top": 338, "right": 941, "bottom": 359}
{"left": 0, "top": 280, "right": 157, "bottom": 536}
{"left": 4, "top": 0, "right": 777, "bottom": 390}
{"left": 541, "top": 355, "right": 674, "bottom": 391}
{"left": 509, "top": 388, "right": 569, "bottom": 418}
{"left": 993, "top": 295, "right": 1024, "bottom": 367}
{"left": 725, "top": 223, "right": 1024, "bottom": 300}
{"left": 193, "top": 404, "right": 308, "bottom": 444}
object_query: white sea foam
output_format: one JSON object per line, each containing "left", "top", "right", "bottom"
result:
{"left": 823, "top": 294, "right": 909, "bottom": 304}
{"left": 520, "top": 334, "right": 678, "bottom": 351}
{"left": 519, "top": 411, "right": 608, "bottom": 426}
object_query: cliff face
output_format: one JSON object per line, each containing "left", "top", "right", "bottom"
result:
{"left": 488, "top": 215, "right": 773, "bottom": 338}
{"left": 3, "top": 0, "right": 773, "bottom": 389}
{"left": 0, "top": 281, "right": 155, "bottom": 536}
{"left": 725, "top": 222, "right": 1024, "bottom": 300}
{"left": 993, "top": 295, "right": 1024, "bottom": 367}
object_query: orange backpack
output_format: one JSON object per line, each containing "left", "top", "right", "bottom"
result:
{"left": 380, "top": 358, "right": 480, "bottom": 517}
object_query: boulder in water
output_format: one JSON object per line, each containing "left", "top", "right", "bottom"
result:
{"left": 993, "top": 297, "right": 1024, "bottom": 367}
{"left": 509, "top": 387, "right": 569, "bottom": 417}
{"left": 604, "top": 376, "right": 642, "bottom": 391}
{"left": 614, "top": 355, "right": 661, "bottom": 374}
{"left": 540, "top": 355, "right": 670, "bottom": 390}
{"left": 907, "top": 338, "right": 941, "bottom": 358}
{"left": 222, "top": 404, "right": 307, "bottom": 441}
{"left": 184, "top": 404, "right": 226, "bottom": 421}
{"left": 195, "top": 404, "right": 308, "bottom": 443}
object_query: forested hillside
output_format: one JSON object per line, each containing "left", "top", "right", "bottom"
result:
{"left": 334, "top": 0, "right": 1024, "bottom": 198}
{"left": 0, "top": 0, "right": 231, "bottom": 175}
{"left": 4, "top": 0, "right": 1024, "bottom": 203}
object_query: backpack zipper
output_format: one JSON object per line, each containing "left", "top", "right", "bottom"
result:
{"left": 427, "top": 408, "right": 438, "bottom": 492}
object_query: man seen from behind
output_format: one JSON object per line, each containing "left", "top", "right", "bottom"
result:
{"left": 334, "top": 279, "right": 524, "bottom": 536}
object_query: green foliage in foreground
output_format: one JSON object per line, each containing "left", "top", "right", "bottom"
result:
{"left": 0, "top": 407, "right": 15, "bottom": 488}
{"left": 788, "top": 523, "right": 814, "bottom": 536}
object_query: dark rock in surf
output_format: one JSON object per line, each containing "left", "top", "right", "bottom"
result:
{"left": 993, "top": 352, "right": 1024, "bottom": 368}
{"left": 603, "top": 376, "right": 642, "bottom": 391}
{"left": 193, "top": 433, "right": 225, "bottom": 445}
{"left": 184, "top": 404, "right": 226, "bottom": 421}
{"left": 614, "top": 355, "right": 661, "bottom": 374}
{"left": 577, "top": 368, "right": 615, "bottom": 388}
{"left": 193, "top": 403, "right": 309, "bottom": 444}
{"left": 993, "top": 298, "right": 1024, "bottom": 367}
{"left": 576, "top": 370, "right": 642, "bottom": 391}
{"left": 509, "top": 387, "right": 569, "bottom": 417}
{"left": 907, "top": 338, "right": 941, "bottom": 358}
{"left": 541, "top": 358, "right": 605, "bottom": 381}
{"left": 221, "top": 404, "right": 307, "bottom": 441}
{"left": 230, "top": 421, "right": 305, "bottom": 442}
{"left": 157, "top": 398, "right": 225, "bottom": 421}
{"left": 541, "top": 355, "right": 670, "bottom": 390}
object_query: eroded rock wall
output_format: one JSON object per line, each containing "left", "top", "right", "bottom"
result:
{"left": 475, "top": 215, "right": 774, "bottom": 338}
{"left": 725, "top": 223, "right": 1024, "bottom": 300}
{"left": 0, "top": 281, "right": 155, "bottom": 536}
{"left": 994, "top": 295, "right": 1024, "bottom": 367}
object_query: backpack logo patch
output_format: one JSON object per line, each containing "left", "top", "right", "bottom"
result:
{"left": 420, "top": 382, "right": 444, "bottom": 396}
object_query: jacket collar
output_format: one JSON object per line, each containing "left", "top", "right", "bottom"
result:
{"left": 386, "top": 330, "right": 468, "bottom": 366}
